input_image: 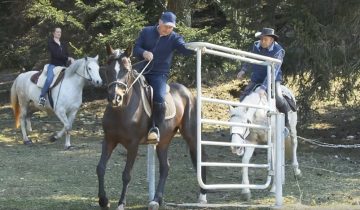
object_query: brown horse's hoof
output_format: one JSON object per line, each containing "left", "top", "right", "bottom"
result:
{"left": 99, "top": 197, "right": 110, "bottom": 210}
{"left": 148, "top": 201, "right": 159, "bottom": 210}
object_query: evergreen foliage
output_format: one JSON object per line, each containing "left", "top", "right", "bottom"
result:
{"left": 0, "top": 0, "right": 359, "bottom": 113}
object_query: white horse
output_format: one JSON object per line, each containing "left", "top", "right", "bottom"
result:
{"left": 10, "top": 56, "right": 102, "bottom": 149}
{"left": 229, "top": 86, "right": 301, "bottom": 200}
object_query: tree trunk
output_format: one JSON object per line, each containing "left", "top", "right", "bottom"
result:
{"left": 167, "top": 0, "right": 191, "bottom": 27}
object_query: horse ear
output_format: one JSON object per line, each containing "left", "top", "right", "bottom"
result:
{"left": 124, "top": 44, "right": 133, "bottom": 58}
{"left": 106, "top": 43, "right": 115, "bottom": 56}
{"left": 94, "top": 55, "right": 99, "bottom": 60}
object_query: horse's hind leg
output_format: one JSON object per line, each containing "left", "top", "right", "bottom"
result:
{"left": 19, "top": 105, "right": 32, "bottom": 145}
{"left": 188, "top": 141, "right": 207, "bottom": 204}
{"left": 290, "top": 128, "right": 301, "bottom": 177}
{"left": 97, "top": 140, "right": 117, "bottom": 210}
{"left": 288, "top": 112, "right": 301, "bottom": 177}
{"left": 148, "top": 144, "right": 170, "bottom": 209}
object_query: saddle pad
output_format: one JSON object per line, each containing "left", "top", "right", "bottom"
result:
{"left": 36, "top": 65, "right": 65, "bottom": 88}
{"left": 142, "top": 85, "right": 176, "bottom": 120}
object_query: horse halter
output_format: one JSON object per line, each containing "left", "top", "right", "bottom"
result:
{"left": 230, "top": 114, "right": 251, "bottom": 141}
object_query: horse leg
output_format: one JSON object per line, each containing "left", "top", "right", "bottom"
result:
{"left": 97, "top": 140, "right": 117, "bottom": 210}
{"left": 146, "top": 145, "right": 168, "bottom": 210}
{"left": 290, "top": 125, "right": 301, "bottom": 178}
{"left": 54, "top": 110, "right": 74, "bottom": 149}
{"left": 116, "top": 145, "right": 139, "bottom": 210}
{"left": 49, "top": 127, "right": 65, "bottom": 142}
{"left": 19, "top": 106, "right": 32, "bottom": 145}
{"left": 241, "top": 146, "right": 255, "bottom": 201}
{"left": 186, "top": 138, "right": 207, "bottom": 204}
{"left": 25, "top": 110, "right": 33, "bottom": 132}
{"left": 63, "top": 110, "right": 78, "bottom": 149}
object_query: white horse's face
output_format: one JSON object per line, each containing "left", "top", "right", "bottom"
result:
{"left": 84, "top": 56, "right": 102, "bottom": 87}
{"left": 229, "top": 106, "right": 251, "bottom": 156}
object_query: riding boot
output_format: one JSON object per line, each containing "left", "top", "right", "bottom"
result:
{"left": 147, "top": 102, "right": 166, "bottom": 143}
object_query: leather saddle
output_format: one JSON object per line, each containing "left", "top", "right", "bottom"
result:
{"left": 30, "top": 64, "right": 66, "bottom": 88}
{"left": 137, "top": 75, "right": 176, "bottom": 120}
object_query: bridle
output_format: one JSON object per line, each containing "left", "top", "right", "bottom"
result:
{"left": 76, "top": 57, "right": 95, "bottom": 82}
{"left": 106, "top": 56, "right": 151, "bottom": 95}
{"left": 230, "top": 113, "right": 251, "bottom": 141}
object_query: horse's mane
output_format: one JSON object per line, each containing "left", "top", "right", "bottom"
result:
{"left": 66, "top": 58, "right": 84, "bottom": 74}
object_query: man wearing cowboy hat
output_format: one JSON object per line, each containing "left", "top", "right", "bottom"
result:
{"left": 237, "top": 27, "right": 291, "bottom": 128}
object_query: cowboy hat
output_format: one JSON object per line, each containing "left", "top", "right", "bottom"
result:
{"left": 255, "top": 28, "right": 279, "bottom": 41}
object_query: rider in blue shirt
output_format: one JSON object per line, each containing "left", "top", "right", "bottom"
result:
{"left": 237, "top": 28, "right": 291, "bottom": 128}
{"left": 134, "top": 11, "right": 193, "bottom": 142}
{"left": 38, "top": 27, "right": 74, "bottom": 107}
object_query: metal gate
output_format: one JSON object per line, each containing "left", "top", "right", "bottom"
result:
{"left": 185, "top": 42, "right": 286, "bottom": 207}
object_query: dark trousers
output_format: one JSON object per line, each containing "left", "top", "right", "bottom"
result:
{"left": 240, "top": 81, "right": 290, "bottom": 127}
{"left": 145, "top": 74, "right": 168, "bottom": 128}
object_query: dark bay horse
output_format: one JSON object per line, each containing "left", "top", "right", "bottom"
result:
{"left": 96, "top": 45, "right": 207, "bottom": 210}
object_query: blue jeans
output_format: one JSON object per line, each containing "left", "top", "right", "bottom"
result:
{"left": 145, "top": 74, "right": 168, "bottom": 103}
{"left": 40, "top": 64, "right": 55, "bottom": 98}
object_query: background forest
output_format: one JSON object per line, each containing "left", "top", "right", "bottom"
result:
{"left": 0, "top": 0, "right": 360, "bottom": 119}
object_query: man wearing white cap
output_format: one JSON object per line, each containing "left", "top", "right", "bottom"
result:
{"left": 134, "top": 11, "right": 193, "bottom": 142}
{"left": 237, "top": 27, "right": 291, "bottom": 128}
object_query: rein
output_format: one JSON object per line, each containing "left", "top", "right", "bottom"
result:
{"left": 126, "top": 60, "right": 152, "bottom": 93}
{"left": 107, "top": 59, "right": 152, "bottom": 94}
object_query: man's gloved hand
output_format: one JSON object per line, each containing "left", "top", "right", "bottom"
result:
{"left": 143, "top": 51, "right": 153, "bottom": 61}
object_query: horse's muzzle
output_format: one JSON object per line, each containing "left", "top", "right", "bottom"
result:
{"left": 92, "top": 79, "right": 103, "bottom": 87}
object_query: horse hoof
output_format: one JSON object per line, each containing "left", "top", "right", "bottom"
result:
{"left": 49, "top": 134, "right": 58, "bottom": 142}
{"left": 148, "top": 201, "right": 159, "bottom": 210}
{"left": 23, "top": 140, "right": 33, "bottom": 146}
{"left": 115, "top": 204, "right": 125, "bottom": 210}
{"left": 294, "top": 170, "right": 302, "bottom": 179}
{"left": 99, "top": 197, "right": 110, "bottom": 209}
{"left": 64, "top": 145, "right": 75, "bottom": 150}
{"left": 240, "top": 192, "right": 251, "bottom": 201}
{"left": 198, "top": 193, "right": 207, "bottom": 204}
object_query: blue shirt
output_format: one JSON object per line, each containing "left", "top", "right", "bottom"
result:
{"left": 133, "top": 25, "right": 193, "bottom": 75}
{"left": 241, "top": 40, "right": 285, "bottom": 88}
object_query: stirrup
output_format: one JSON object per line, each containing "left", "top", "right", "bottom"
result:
{"left": 38, "top": 97, "right": 46, "bottom": 107}
{"left": 147, "top": 127, "right": 160, "bottom": 144}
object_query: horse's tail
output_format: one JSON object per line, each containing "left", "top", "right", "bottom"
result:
{"left": 10, "top": 78, "right": 20, "bottom": 128}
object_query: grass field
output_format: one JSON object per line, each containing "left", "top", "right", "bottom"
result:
{"left": 1, "top": 75, "right": 360, "bottom": 210}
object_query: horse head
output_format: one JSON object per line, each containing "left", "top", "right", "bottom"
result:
{"left": 229, "top": 90, "right": 267, "bottom": 156}
{"left": 229, "top": 105, "right": 251, "bottom": 156}
{"left": 75, "top": 55, "right": 103, "bottom": 87}
{"left": 105, "top": 44, "right": 133, "bottom": 107}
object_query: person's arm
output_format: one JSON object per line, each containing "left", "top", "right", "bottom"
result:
{"left": 133, "top": 29, "right": 147, "bottom": 58}
{"left": 261, "top": 48, "right": 285, "bottom": 90}
{"left": 174, "top": 34, "right": 193, "bottom": 56}
{"left": 237, "top": 44, "right": 256, "bottom": 80}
